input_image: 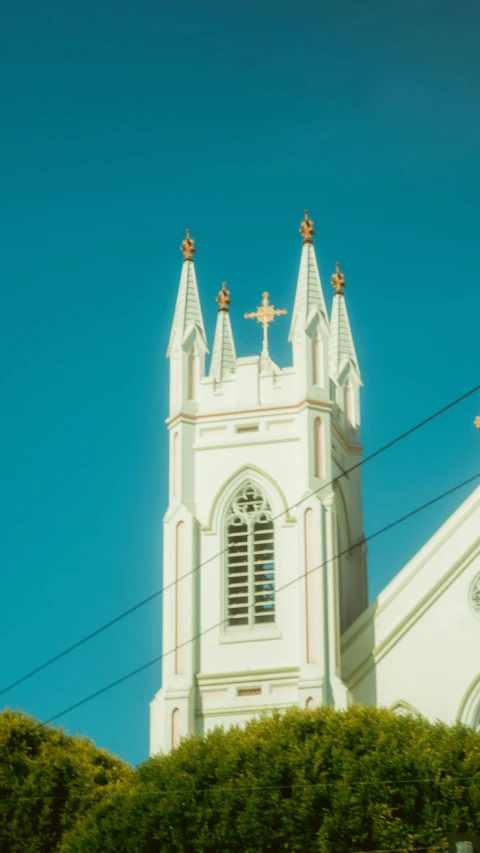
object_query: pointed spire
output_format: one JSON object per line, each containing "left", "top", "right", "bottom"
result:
{"left": 167, "top": 229, "right": 207, "bottom": 357}
{"left": 209, "top": 283, "right": 236, "bottom": 382}
{"left": 289, "top": 210, "right": 328, "bottom": 340}
{"left": 329, "top": 263, "right": 360, "bottom": 378}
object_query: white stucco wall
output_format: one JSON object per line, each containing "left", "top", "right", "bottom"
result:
{"left": 151, "top": 240, "right": 365, "bottom": 755}
{"left": 342, "top": 485, "right": 480, "bottom": 727}
{"left": 152, "top": 238, "right": 478, "bottom": 759}
{"left": 151, "top": 340, "right": 365, "bottom": 753}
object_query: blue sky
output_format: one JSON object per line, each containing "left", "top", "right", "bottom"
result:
{"left": 1, "top": 0, "right": 479, "bottom": 766}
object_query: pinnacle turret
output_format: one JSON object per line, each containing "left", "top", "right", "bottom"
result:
{"left": 167, "top": 229, "right": 207, "bottom": 357}
{"left": 209, "top": 283, "right": 236, "bottom": 382}
{"left": 289, "top": 211, "right": 328, "bottom": 341}
{"left": 329, "top": 263, "right": 360, "bottom": 380}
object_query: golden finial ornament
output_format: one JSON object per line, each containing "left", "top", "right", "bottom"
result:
{"left": 180, "top": 229, "right": 197, "bottom": 262}
{"left": 216, "top": 282, "right": 231, "bottom": 312}
{"left": 245, "top": 292, "right": 287, "bottom": 357}
{"left": 299, "top": 210, "right": 316, "bottom": 245}
{"left": 475, "top": 416, "right": 480, "bottom": 430}
{"left": 331, "top": 262, "right": 346, "bottom": 295}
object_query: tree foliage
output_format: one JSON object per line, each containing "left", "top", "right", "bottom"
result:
{"left": 62, "top": 705, "right": 480, "bottom": 853}
{"left": 0, "top": 709, "right": 131, "bottom": 853}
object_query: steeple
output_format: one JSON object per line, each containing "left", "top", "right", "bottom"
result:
{"left": 209, "top": 283, "right": 236, "bottom": 382}
{"left": 167, "top": 230, "right": 207, "bottom": 357}
{"left": 151, "top": 212, "right": 368, "bottom": 757}
{"left": 289, "top": 211, "right": 328, "bottom": 341}
{"left": 329, "top": 263, "right": 360, "bottom": 380}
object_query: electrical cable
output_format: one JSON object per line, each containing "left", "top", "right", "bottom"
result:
{"left": 1, "top": 383, "right": 478, "bottom": 701}
{"left": 44, "top": 470, "right": 480, "bottom": 724}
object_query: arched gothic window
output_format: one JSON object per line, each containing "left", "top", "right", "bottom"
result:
{"left": 226, "top": 483, "right": 275, "bottom": 629}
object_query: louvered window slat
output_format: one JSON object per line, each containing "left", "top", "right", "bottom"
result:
{"left": 226, "top": 484, "right": 275, "bottom": 628}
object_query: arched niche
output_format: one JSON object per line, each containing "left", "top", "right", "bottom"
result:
{"left": 304, "top": 508, "right": 317, "bottom": 664}
{"left": 314, "top": 417, "right": 325, "bottom": 480}
{"left": 175, "top": 521, "right": 186, "bottom": 675}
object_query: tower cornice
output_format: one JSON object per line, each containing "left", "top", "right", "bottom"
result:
{"left": 166, "top": 397, "right": 333, "bottom": 427}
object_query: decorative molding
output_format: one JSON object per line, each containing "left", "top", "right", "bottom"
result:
{"left": 457, "top": 672, "right": 480, "bottom": 728}
{"left": 219, "top": 626, "right": 282, "bottom": 644}
{"left": 202, "top": 463, "right": 296, "bottom": 533}
{"left": 343, "top": 540, "right": 480, "bottom": 689}
{"left": 331, "top": 420, "right": 363, "bottom": 454}
{"left": 196, "top": 700, "right": 299, "bottom": 719}
{"left": 196, "top": 666, "right": 299, "bottom": 686}
{"left": 342, "top": 491, "right": 480, "bottom": 656}
{"left": 195, "top": 435, "right": 300, "bottom": 454}
{"left": 390, "top": 699, "right": 421, "bottom": 718}
{"left": 167, "top": 397, "right": 333, "bottom": 428}
{"left": 469, "top": 572, "right": 480, "bottom": 621}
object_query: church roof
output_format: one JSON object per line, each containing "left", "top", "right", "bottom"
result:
{"left": 289, "top": 217, "right": 328, "bottom": 341}
{"left": 209, "top": 307, "right": 236, "bottom": 382}
{"left": 329, "top": 290, "right": 360, "bottom": 380}
{"left": 342, "top": 482, "right": 480, "bottom": 655}
{"left": 167, "top": 255, "right": 207, "bottom": 357}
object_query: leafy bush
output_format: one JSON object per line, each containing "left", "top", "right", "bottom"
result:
{"left": 62, "top": 705, "right": 480, "bottom": 853}
{"left": 0, "top": 709, "right": 131, "bottom": 853}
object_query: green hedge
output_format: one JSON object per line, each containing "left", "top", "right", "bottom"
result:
{"left": 0, "top": 710, "right": 131, "bottom": 853}
{"left": 62, "top": 705, "right": 480, "bottom": 853}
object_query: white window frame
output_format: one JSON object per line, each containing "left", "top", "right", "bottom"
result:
{"left": 224, "top": 483, "right": 275, "bottom": 630}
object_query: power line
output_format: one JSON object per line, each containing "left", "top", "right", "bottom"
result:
{"left": 1, "top": 383, "right": 479, "bottom": 701}
{"left": 44, "top": 470, "right": 480, "bottom": 724}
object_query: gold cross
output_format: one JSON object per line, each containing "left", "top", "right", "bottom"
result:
{"left": 299, "top": 210, "right": 316, "bottom": 245}
{"left": 180, "top": 229, "right": 196, "bottom": 262}
{"left": 245, "top": 292, "right": 287, "bottom": 357}
{"left": 216, "top": 282, "right": 231, "bottom": 312}
{"left": 475, "top": 416, "right": 480, "bottom": 430}
{"left": 331, "top": 262, "right": 346, "bottom": 295}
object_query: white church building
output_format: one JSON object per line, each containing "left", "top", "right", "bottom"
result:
{"left": 149, "top": 212, "right": 480, "bottom": 754}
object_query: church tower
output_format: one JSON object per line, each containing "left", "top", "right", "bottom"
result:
{"left": 150, "top": 213, "right": 367, "bottom": 754}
